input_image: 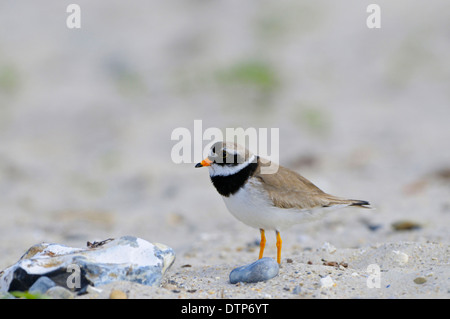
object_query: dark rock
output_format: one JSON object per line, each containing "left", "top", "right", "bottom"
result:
{"left": 392, "top": 220, "right": 422, "bottom": 231}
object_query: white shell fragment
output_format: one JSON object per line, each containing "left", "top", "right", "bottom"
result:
{"left": 321, "top": 242, "right": 337, "bottom": 254}
{"left": 320, "top": 275, "right": 336, "bottom": 288}
{"left": 391, "top": 250, "right": 409, "bottom": 265}
{"left": 0, "top": 236, "right": 175, "bottom": 293}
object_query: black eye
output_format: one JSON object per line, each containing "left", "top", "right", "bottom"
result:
{"left": 212, "top": 147, "right": 216, "bottom": 154}
{"left": 222, "top": 150, "right": 228, "bottom": 158}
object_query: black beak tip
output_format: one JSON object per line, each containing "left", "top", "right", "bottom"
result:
{"left": 195, "top": 163, "right": 202, "bottom": 168}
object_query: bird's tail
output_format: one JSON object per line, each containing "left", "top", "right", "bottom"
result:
{"left": 348, "top": 200, "right": 371, "bottom": 208}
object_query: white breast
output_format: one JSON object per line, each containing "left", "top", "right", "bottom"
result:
{"left": 221, "top": 178, "right": 330, "bottom": 231}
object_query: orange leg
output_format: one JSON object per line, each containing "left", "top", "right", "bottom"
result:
{"left": 276, "top": 231, "right": 282, "bottom": 264}
{"left": 258, "top": 229, "right": 266, "bottom": 259}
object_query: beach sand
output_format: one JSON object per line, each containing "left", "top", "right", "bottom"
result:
{"left": 0, "top": 1, "right": 449, "bottom": 299}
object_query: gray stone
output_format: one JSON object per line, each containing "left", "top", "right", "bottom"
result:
{"left": 45, "top": 286, "right": 74, "bottom": 299}
{"left": 29, "top": 276, "right": 56, "bottom": 294}
{"left": 0, "top": 236, "right": 175, "bottom": 293}
{"left": 0, "top": 292, "right": 15, "bottom": 299}
{"left": 292, "top": 285, "right": 302, "bottom": 294}
{"left": 229, "top": 257, "right": 279, "bottom": 284}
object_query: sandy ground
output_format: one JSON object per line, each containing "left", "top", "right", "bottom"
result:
{"left": 0, "top": 1, "right": 449, "bottom": 299}
{"left": 80, "top": 241, "right": 448, "bottom": 299}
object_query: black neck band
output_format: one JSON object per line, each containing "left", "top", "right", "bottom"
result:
{"left": 210, "top": 161, "right": 258, "bottom": 197}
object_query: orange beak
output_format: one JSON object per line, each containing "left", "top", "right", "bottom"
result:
{"left": 195, "top": 157, "right": 213, "bottom": 168}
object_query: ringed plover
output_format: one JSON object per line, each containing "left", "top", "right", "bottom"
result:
{"left": 195, "top": 141, "right": 370, "bottom": 264}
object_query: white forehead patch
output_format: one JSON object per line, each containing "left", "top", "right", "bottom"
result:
{"left": 209, "top": 141, "right": 253, "bottom": 158}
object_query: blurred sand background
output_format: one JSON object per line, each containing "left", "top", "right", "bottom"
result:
{"left": 0, "top": 1, "right": 449, "bottom": 298}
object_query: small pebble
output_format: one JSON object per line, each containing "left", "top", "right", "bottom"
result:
{"left": 323, "top": 261, "right": 339, "bottom": 267}
{"left": 109, "top": 289, "right": 127, "bottom": 299}
{"left": 413, "top": 277, "right": 427, "bottom": 284}
{"left": 28, "top": 276, "right": 56, "bottom": 295}
{"left": 392, "top": 220, "right": 421, "bottom": 231}
{"left": 292, "top": 285, "right": 302, "bottom": 294}
{"left": 229, "top": 257, "right": 279, "bottom": 284}
{"left": 367, "top": 224, "right": 383, "bottom": 231}
{"left": 45, "top": 286, "right": 74, "bottom": 299}
{"left": 359, "top": 218, "right": 382, "bottom": 231}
